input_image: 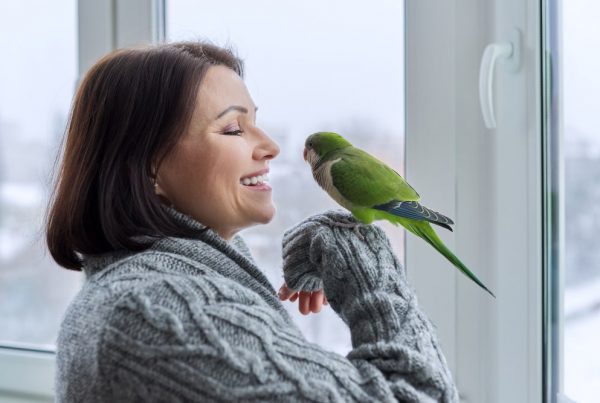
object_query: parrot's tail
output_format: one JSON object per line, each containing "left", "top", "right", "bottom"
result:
{"left": 408, "top": 220, "right": 496, "bottom": 298}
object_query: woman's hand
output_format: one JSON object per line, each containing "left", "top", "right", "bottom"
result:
{"left": 278, "top": 283, "right": 328, "bottom": 315}
{"left": 281, "top": 210, "right": 401, "bottom": 314}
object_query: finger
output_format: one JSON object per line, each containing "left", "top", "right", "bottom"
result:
{"left": 310, "top": 289, "right": 324, "bottom": 313}
{"left": 289, "top": 292, "right": 299, "bottom": 302}
{"left": 299, "top": 291, "right": 311, "bottom": 315}
{"left": 278, "top": 284, "right": 296, "bottom": 300}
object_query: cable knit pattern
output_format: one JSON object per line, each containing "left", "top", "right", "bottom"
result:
{"left": 55, "top": 208, "right": 458, "bottom": 402}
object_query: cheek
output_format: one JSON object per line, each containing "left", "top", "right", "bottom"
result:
{"left": 161, "top": 149, "right": 212, "bottom": 203}
{"left": 160, "top": 140, "right": 254, "bottom": 221}
{"left": 187, "top": 152, "right": 241, "bottom": 206}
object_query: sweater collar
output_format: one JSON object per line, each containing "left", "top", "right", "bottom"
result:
{"left": 82, "top": 206, "right": 252, "bottom": 274}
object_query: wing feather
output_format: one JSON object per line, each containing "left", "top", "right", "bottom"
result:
{"left": 330, "top": 148, "right": 419, "bottom": 207}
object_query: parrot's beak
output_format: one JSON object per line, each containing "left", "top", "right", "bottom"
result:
{"left": 303, "top": 148, "right": 308, "bottom": 161}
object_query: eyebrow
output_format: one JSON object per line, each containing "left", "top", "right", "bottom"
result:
{"left": 215, "top": 105, "right": 258, "bottom": 120}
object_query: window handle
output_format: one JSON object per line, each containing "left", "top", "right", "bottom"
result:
{"left": 479, "top": 28, "right": 521, "bottom": 129}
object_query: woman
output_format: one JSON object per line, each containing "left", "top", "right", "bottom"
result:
{"left": 47, "top": 41, "right": 458, "bottom": 402}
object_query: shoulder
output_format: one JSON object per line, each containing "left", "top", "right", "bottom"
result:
{"left": 56, "top": 271, "right": 259, "bottom": 401}
{"left": 88, "top": 246, "right": 264, "bottom": 312}
{"left": 78, "top": 234, "right": 264, "bottom": 321}
{"left": 94, "top": 267, "right": 282, "bottom": 387}
{"left": 59, "top": 244, "right": 252, "bottom": 354}
{"left": 94, "top": 246, "right": 267, "bottom": 337}
{"left": 57, "top": 237, "right": 275, "bottom": 400}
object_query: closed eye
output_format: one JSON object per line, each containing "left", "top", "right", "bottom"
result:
{"left": 222, "top": 129, "right": 243, "bottom": 136}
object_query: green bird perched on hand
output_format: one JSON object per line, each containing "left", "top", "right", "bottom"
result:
{"left": 304, "top": 131, "right": 495, "bottom": 297}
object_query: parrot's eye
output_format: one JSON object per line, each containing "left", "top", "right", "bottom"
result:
{"left": 308, "top": 141, "right": 313, "bottom": 147}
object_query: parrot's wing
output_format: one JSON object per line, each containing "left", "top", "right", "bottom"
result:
{"left": 331, "top": 148, "right": 420, "bottom": 207}
{"left": 373, "top": 200, "right": 454, "bottom": 231}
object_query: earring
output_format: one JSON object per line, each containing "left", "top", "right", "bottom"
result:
{"left": 151, "top": 176, "right": 161, "bottom": 194}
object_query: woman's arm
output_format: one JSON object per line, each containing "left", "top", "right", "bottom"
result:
{"left": 281, "top": 210, "right": 458, "bottom": 402}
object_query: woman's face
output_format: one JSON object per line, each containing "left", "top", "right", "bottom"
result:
{"left": 156, "top": 65, "right": 280, "bottom": 240}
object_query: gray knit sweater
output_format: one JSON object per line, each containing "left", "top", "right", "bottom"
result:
{"left": 55, "top": 208, "right": 458, "bottom": 402}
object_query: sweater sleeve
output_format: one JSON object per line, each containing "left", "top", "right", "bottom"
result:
{"left": 95, "top": 221, "right": 458, "bottom": 403}
{"left": 281, "top": 210, "right": 459, "bottom": 402}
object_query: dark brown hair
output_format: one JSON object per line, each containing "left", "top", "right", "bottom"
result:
{"left": 46, "top": 41, "right": 244, "bottom": 270}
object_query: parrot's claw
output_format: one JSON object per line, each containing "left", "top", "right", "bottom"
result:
{"left": 353, "top": 225, "right": 365, "bottom": 241}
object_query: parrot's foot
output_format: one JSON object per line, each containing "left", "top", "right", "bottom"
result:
{"left": 330, "top": 220, "right": 365, "bottom": 241}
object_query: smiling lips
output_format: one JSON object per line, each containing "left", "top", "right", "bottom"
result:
{"left": 240, "top": 168, "right": 271, "bottom": 190}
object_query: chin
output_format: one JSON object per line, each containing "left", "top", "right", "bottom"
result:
{"left": 253, "top": 204, "right": 276, "bottom": 225}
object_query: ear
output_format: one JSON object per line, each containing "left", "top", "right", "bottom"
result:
{"left": 153, "top": 179, "right": 165, "bottom": 196}
{"left": 153, "top": 178, "right": 174, "bottom": 207}
{"left": 152, "top": 173, "right": 166, "bottom": 196}
{"left": 151, "top": 164, "right": 173, "bottom": 206}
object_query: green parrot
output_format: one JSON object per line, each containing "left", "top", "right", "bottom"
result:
{"left": 304, "top": 131, "right": 495, "bottom": 297}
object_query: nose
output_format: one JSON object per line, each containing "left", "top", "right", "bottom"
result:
{"left": 253, "top": 128, "right": 280, "bottom": 161}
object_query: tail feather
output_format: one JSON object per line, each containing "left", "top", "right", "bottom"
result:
{"left": 407, "top": 220, "right": 495, "bottom": 298}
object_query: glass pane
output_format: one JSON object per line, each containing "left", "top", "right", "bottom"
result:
{"left": 563, "top": 0, "right": 600, "bottom": 401}
{"left": 167, "top": 0, "right": 405, "bottom": 354}
{"left": 0, "top": 1, "right": 81, "bottom": 348}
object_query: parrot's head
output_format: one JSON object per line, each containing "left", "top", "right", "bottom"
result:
{"left": 304, "top": 132, "right": 352, "bottom": 166}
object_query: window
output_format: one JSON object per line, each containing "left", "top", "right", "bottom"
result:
{"left": 5, "top": 1, "right": 586, "bottom": 402}
{"left": 0, "top": 0, "right": 81, "bottom": 349}
{"left": 167, "top": 0, "right": 405, "bottom": 354}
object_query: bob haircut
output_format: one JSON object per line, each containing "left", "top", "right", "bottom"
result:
{"left": 46, "top": 41, "right": 244, "bottom": 270}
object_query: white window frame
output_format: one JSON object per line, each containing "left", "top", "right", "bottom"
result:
{"left": 406, "top": 1, "right": 544, "bottom": 402}
{"left": 0, "top": 344, "right": 54, "bottom": 402}
{"left": 0, "top": 1, "right": 162, "bottom": 401}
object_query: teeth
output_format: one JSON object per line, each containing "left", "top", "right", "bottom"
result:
{"left": 240, "top": 174, "right": 269, "bottom": 186}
